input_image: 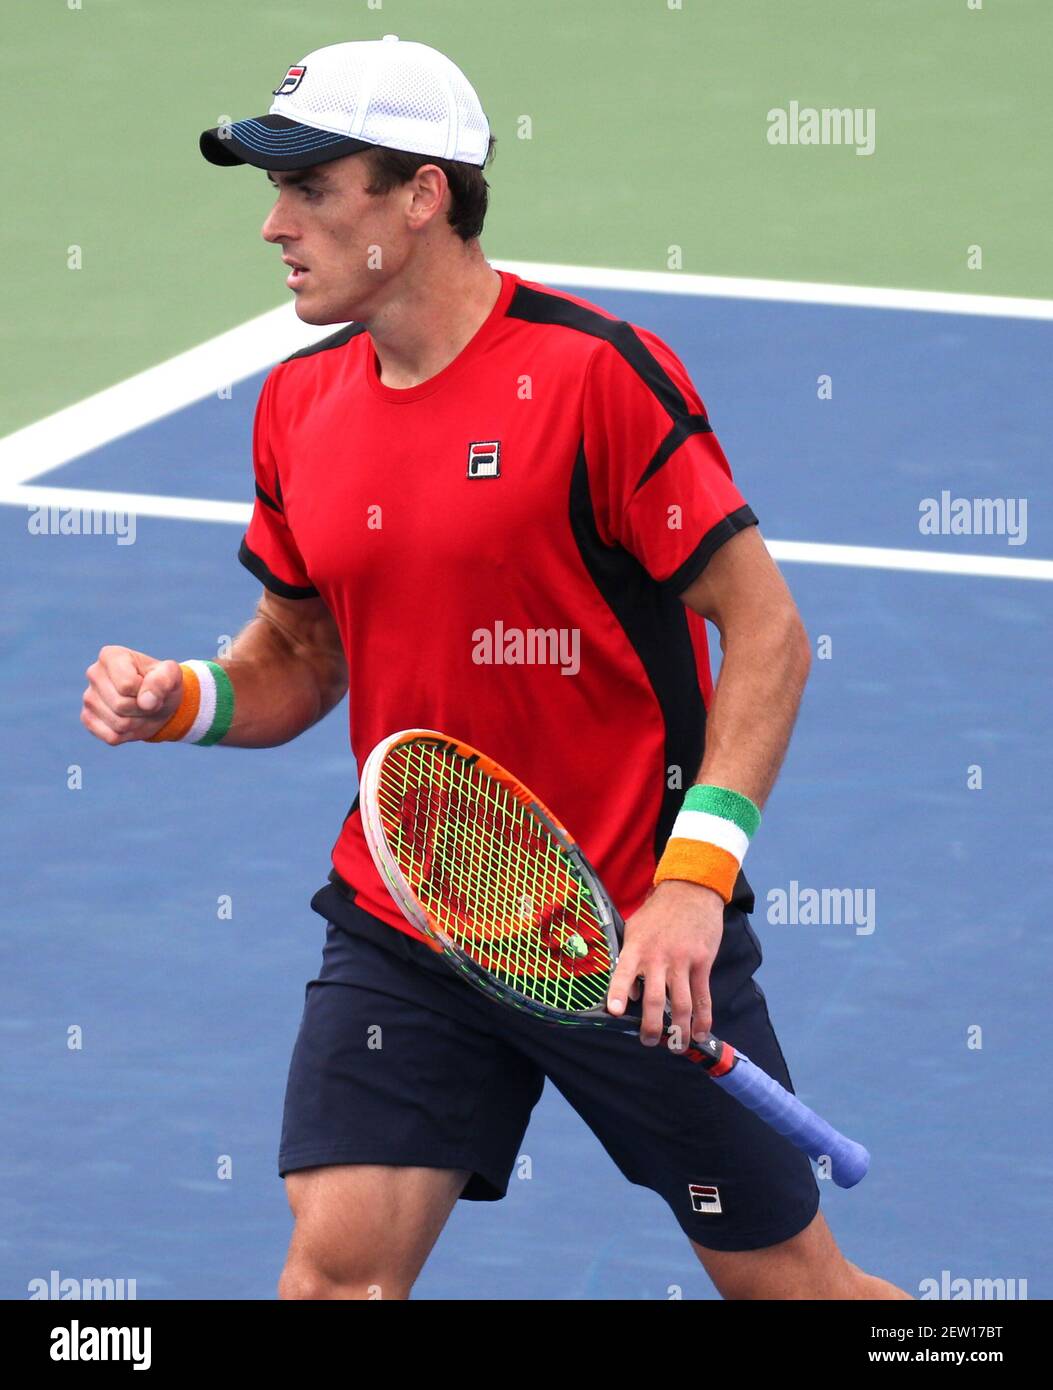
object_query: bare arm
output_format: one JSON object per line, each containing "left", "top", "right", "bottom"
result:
{"left": 679, "top": 524, "right": 811, "bottom": 808}
{"left": 81, "top": 589, "right": 348, "bottom": 748}
{"left": 215, "top": 589, "right": 348, "bottom": 747}
{"left": 608, "top": 526, "right": 811, "bottom": 1044}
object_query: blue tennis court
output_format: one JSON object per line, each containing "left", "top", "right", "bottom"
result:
{"left": 3, "top": 285, "right": 1048, "bottom": 1299}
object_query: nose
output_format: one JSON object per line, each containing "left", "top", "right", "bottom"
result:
{"left": 261, "top": 196, "right": 294, "bottom": 246}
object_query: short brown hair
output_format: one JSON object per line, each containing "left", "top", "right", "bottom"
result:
{"left": 360, "top": 136, "right": 497, "bottom": 242}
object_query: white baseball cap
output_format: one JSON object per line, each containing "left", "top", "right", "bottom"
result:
{"left": 200, "top": 35, "right": 491, "bottom": 170}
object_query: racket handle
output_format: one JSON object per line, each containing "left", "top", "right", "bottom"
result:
{"left": 712, "top": 1050, "right": 870, "bottom": 1188}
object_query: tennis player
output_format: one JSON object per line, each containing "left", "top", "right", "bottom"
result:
{"left": 82, "top": 36, "right": 909, "bottom": 1300}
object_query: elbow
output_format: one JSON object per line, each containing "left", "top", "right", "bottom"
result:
{"left": 762, "top": 600, "right": 810, "bottom": 684}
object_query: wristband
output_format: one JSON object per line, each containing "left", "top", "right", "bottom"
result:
{"left": 653, "top": 784, "right": 761, "bottom": 902}
{"left": 146, "top": 660, "right": 235, "bottom": 745}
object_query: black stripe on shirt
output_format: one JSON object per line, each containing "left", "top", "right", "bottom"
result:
{"left": 507, "top": 282, "right": 710, "bottom": 443}
{"left": 238, "top": 537, "right": 319, "bottom": 599}
{"left": 281, "top": 321, "right": 369, "bottom": 363}
{"left": 567, "top": 441, "right": 755, "bottom": 913}
{"left": 255, "top": 481, "right": 282, "bottom": 514}
{"left": 660, "top": 505, "right": 759, "bottom": 596}
{"left": 635, "top": 415, "right": 713, "bottom": 494}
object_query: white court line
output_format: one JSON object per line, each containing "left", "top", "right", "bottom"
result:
{"left": 3, "top": 482, "right": 1050, "bottom": 581}
{"left": 0, "top": 304, "right": 336, "bottom": 489}
{"left": 505, "top": 261, "right": 1053, "bottom": 320}
{"left": 2, "top": 258, "right": 1052, "bottom": 489}
{"left": 768, "top": 539, "right": 1053, "bottom": 582}
{"left": 4, "top": 483, "right": 251, "bottom": 526}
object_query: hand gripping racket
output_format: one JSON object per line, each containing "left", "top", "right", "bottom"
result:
{"left": 360, "top": 729, "right": 870, "bottom": 1189}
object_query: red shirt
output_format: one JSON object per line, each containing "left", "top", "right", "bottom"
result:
{"left": 240, "top": 269, "right": 757, "bottom": 942}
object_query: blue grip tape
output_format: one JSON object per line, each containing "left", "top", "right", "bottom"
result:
{"left": 712, "top": 1051, "right": 870, "bottom": 1188}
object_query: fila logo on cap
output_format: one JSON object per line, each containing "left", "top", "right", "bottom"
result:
{"left": 273, "top": 65, "right": 307, "bottom": 97}
{"left": 688, "top": 1183, "right": 722, "bottom": 1214}
{"left": 467, "top": 441, "right": 500, "bottom": 479}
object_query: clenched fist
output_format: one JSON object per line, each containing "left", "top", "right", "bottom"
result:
{"left": 81, "top": 646, "right": 183, "bottom": 745}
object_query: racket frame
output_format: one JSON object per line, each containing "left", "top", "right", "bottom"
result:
{"left": 359, "top": 728, "right": 871, "bottom": 1189}
{"left": 360, "top": 728, "right": 631, "bottom": 1029}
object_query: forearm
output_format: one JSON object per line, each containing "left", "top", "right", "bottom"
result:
{"left": 216, "top": 606, "right": 347, "bottom": 749}
{"left": 696, "top": 608, "right": 810, "bottom": 809}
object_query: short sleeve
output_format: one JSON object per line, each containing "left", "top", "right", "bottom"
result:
{"left": 238, "top": 370, "right": 319, "bottom": 599}
{"left": 581, "top": 328, "right": 758, "bottom": 593}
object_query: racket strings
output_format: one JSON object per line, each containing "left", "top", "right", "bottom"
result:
{"left": 375, "top": 742, "right": 612, "bottom": 1012}
{"left": 379, "top": 751, "right": 579, "bottom": 978}
{"left": 446, "top": 757, "right": 591, "bottom": 984}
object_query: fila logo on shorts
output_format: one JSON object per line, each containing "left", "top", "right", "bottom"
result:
{"left": 467, "top": 441, "right": 501, "bottom": 478}
{"left": 273, "top": 65, "right": 307, "bottom": 97}
{"left": 689, "top": 1183, "right": 722, "bottom": 1214}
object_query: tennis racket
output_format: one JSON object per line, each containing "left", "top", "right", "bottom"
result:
{"left": 360, "top": 729, "right": 869, "bottom": 1189}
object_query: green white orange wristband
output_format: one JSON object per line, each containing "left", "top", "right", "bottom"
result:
{"left": 146, "top": 660, "right": 235, "bottom": 745}
{"left": 653, "top": 784, "right": 761, "bottom": 903}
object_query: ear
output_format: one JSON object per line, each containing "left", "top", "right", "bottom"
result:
{"left": 407, "top": 164, "right": 449, "bottom": 227}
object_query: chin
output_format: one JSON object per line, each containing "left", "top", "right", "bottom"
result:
{"left": 293, "top": 298, "right": 346, "bottom": 327}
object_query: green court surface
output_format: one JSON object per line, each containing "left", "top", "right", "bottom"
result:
{"left": 6, "top": 0, "right": 1051, "bottom": 436}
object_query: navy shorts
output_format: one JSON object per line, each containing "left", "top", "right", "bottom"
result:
{"left": 279, "top": 884, "right": 820, "bottom": 1252}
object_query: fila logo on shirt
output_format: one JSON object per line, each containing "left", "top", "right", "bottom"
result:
{"left": 688, "top": 1183, "right": 722, "bottom": 1214}
{"left": 467, "top": 441, "right": 501, "bottom": 479}
{"left": 273, "top": 65, "right": 307, "bottom": 96}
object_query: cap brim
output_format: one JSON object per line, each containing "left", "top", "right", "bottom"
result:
{"left": 199, "top": 114, "right": 375, "bottom": 170}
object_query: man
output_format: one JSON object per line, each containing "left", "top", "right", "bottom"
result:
{"left": 82, "top": 36, "right": 908, "bottom": 1300}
